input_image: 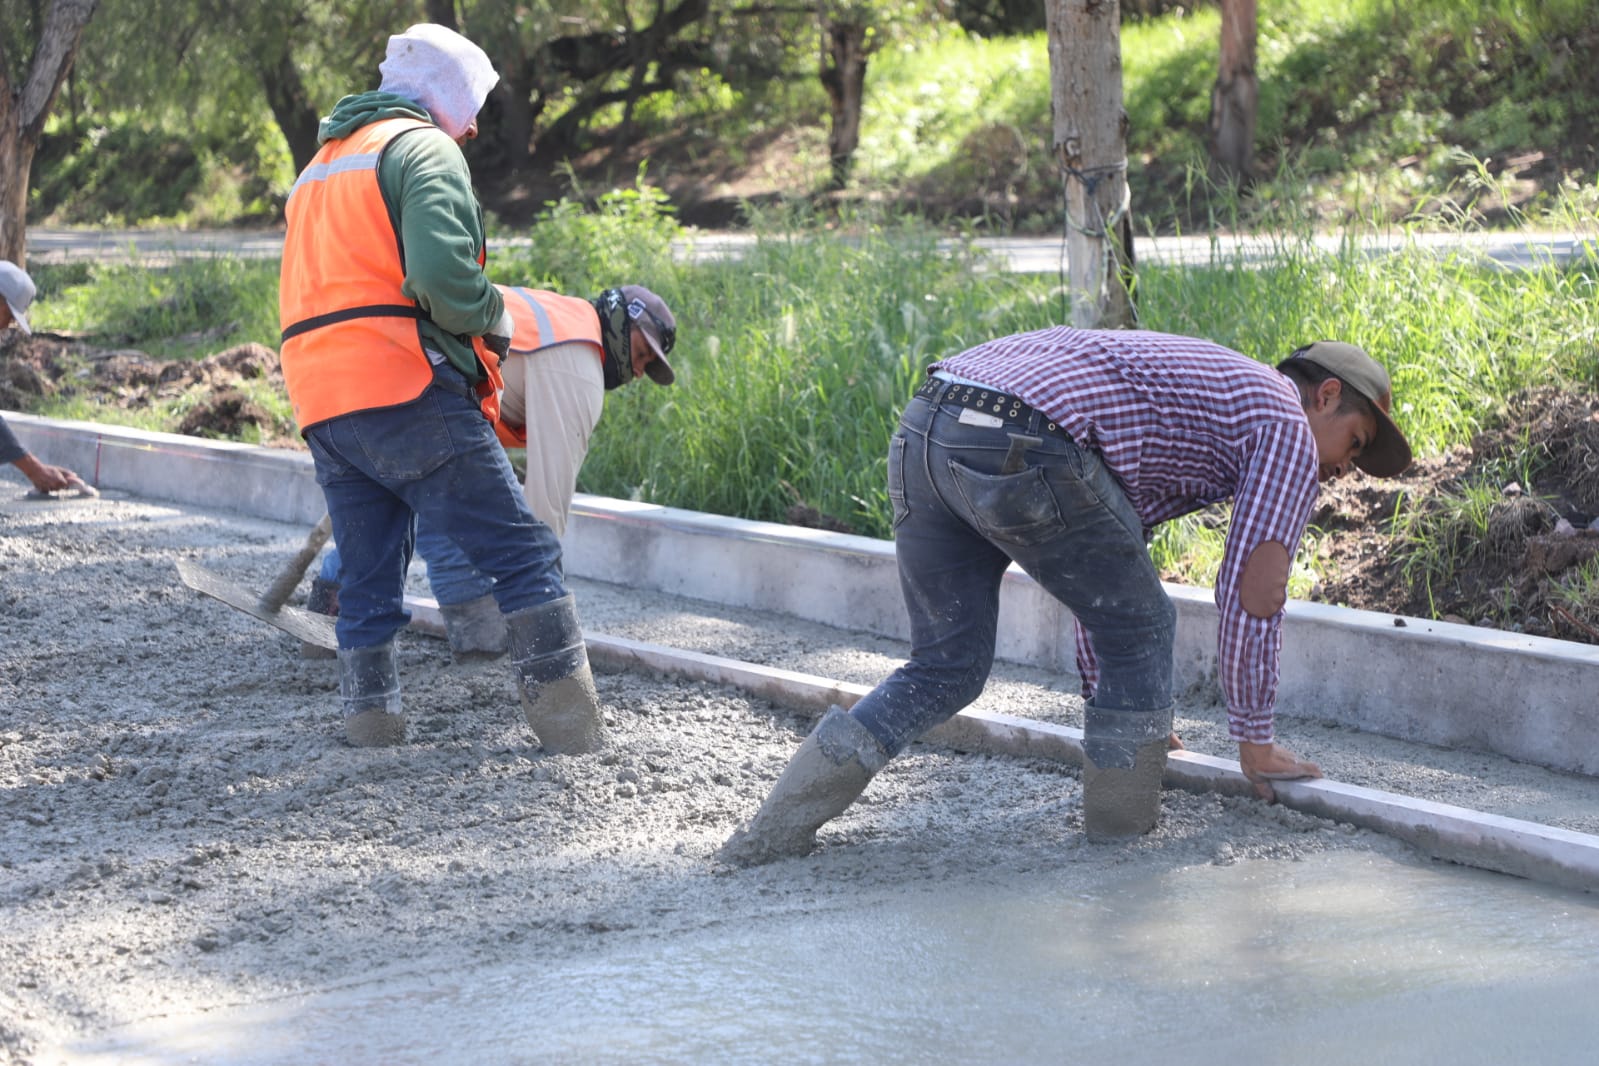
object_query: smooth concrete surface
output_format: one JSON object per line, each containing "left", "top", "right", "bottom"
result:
{"left": 407, "top": 605, "right": 1599, "bottom": 893}
{"left": 9, "top": 413, "right": 1598, "bottom": 776}
{"left": 67, "top": 848, "right": 1599, "bottom": 1065}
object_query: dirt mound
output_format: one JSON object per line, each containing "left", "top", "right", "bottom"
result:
{"left": 1, "top": 332, "right": 293, "bottom": 444}
{"left": 1314, "top": 387, "right": 1599, "bottom": 643}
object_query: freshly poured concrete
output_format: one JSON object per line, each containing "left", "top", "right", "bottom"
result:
{"left": 71, "top": 849, "right": 1599, "bottom": 1065}
{"left": 7, "top": 477, "right": 1599, "bottom": 1064}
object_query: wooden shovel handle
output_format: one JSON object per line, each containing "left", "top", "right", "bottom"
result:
{"left": 259, "top": 513, "right": 333, "bottom": 613}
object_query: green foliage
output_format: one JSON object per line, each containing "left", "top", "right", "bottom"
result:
{"left": 32, "top": 122, "right": 285, "bottom": 226}
{"left": 561, "top": 200, "right": 1052, "bottom": 534}
{"left": 39, "top": 257, "right": 281, "bottom": 360}
{"left": 493, "top": 173, "right": 685, "bottom": 293}
{"left": 16, "top": 164, "right": 1599, "bottom": 597}
{"left": 22, "top": 0, "right": 1599, "bottom": 234}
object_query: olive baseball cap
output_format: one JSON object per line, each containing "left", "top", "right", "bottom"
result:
{"left": 621, "top": 285, "right": 677, "bottom": 385}
{"left": 1289, "top": 341, "right": 1411, "bottom": 477}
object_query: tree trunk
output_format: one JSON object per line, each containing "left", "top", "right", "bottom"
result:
{"left": 0, "top": 0, "right": 99, "bottom": 265}
{"left": 820, "top": 18, "right": 869, "bottom": 192}
{"left": 1208, "top": 0, "right": 1258, "bottom": 183}
{"left": 487, "top": 76, "right": 534, "bottom": 172}
{"left": 1045, "top": 0, "right": 1136, "bottom": 329}
{"left": 424, "top": 0, "right": 457, "bottom": 28}
{"left": 257, "top": 44, "right": 324, "bottom": 177}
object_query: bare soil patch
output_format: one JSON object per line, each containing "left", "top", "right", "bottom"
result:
{"left": 1, "top": 331, "right": 298, "bottom": 448}
{"left": 1307, "top": 387, "right": 1599, "bottom": 644}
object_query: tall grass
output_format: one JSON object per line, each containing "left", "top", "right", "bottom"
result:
{"left": 18, "top": 176, "right": 1598, "bottom": 557}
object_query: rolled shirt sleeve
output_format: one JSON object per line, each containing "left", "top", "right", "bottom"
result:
{"left": 1213, "top": 421, "right": 1320, "bottom": 743}
{"left": 0, "top": 415, "right": 27, "bottom": 465}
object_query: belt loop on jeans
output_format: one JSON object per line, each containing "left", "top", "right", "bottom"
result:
{"left": 913, "top": 376, "right": 1070, "bottom": 440}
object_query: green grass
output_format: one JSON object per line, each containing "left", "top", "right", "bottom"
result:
{"left": 778, "top": 0, "right": 1599, "bottom": 231}
{"left": 32, "top": 256, "right": 281, "bottom": 359}
{"left": 16, "top": 177, "right": 1599, "bottom": 605}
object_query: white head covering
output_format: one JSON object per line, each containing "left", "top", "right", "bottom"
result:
{"left": 0, "top": 261, "right": 35, "bottom": 334}
{"left": 378, "top": 24, "right": 499, "bottom": 141}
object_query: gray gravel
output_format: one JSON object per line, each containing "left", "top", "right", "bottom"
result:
{"left": 2, "top": 482, "right": 1593, "bottom": 1062}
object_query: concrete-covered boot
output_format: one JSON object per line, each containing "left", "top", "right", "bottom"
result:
{"left": 339, "top": 642, "right": 404, "bottom": 747}
{"left": 300, "top": 577, "right": 340, "bottom": 660}
{"left": 507, "top": 594, "right": 604, "bottom": 754}
{"left": 1081, "top": 702, "right": 1173, "bottom": 842}
{"left": 718, "top": 706, "right": 889, "bottom": 866}
{"left": 439, "top": 593, "right": 509, "bottom": 661}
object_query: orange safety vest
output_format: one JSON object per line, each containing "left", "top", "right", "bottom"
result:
{"left": 491, "top": 286, "right": 603, "bottom": 447}
{"left": 279, "top": 116, "right": 503, "bottom": 432}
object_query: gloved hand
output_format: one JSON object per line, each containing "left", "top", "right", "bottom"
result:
{"left": 482, "top": 306, "right": 514, "bottom": 359}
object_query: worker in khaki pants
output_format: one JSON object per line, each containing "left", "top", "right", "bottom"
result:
{"left": 309, "top": 283, "right": 678, "bottom": 656}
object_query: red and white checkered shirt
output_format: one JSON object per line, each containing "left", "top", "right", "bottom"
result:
{"left": 936, "top": 326, "right": 1320, "bottom": 743}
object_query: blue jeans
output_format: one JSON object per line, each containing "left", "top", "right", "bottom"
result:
{"left": 304, "top": 383, "right": 566, "bottom": 649}
{"left": 849, "top": 393, "right": 1176, "bottom": 757}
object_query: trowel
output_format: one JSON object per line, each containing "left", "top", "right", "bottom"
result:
{"left": 175, "top": 513, "right": 338, "bottom": 650}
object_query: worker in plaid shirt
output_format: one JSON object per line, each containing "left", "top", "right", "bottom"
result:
{"left": 722, "top": 328, "right": 1411, "bottom": 865}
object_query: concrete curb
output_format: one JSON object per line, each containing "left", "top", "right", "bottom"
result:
{"left": 406, "top": 597, "right": 1599, "bottom": 894}
{"left": 8, "top": 412, "right": 1598, "bottom": 776}
{"left": 559, "top": 495, "right": 1599, "bottom": 777}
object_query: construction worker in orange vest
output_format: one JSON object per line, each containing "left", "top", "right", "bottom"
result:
{"left": 279, "top": 24, "right": 603, "bottom": 754}
{"left": 310, "top": 283, "right": 678, "bottom": 658}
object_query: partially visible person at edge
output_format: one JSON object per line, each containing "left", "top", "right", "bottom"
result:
{"left": 720, "top": 328, "right": 1412, "bottom": 865}
{"left": 1, "top": 261, "right": 93, "bottom": 496}
{"left": 308, "top": 283, "right": 679, "bottom": 659}
{"left": 278, "top": 23, "right": 604, "bottom": 754}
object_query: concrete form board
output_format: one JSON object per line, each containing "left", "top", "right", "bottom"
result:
{"left": 565, "top": 496, "right": 1599, "bottom": 776}
{"left": 408, "top": 601, "right": 1599, "bottom": 894}
{"left": 9, "top": 414, "right": 1596, "bottom": 775}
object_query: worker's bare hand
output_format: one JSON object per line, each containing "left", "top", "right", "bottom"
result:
{"left": 1238, "top": 741, "right": 1321, "bottom": 802}
{"left": 1167, "top": 731, "right": 1184, "bottom": 751}
{"left": 17, "top": 455, "right": 85, "bottom": 494}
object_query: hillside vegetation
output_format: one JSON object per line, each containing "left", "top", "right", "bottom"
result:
{"left": 27, "top": 0, "right": 1599, "bottom": 234}
{"left": 11, "top": 1, "right": 1599, "bottom": 643}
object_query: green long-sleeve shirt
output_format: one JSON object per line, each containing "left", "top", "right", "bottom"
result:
{"left": 317, "top": 91, "right": 503, "bottom": 383}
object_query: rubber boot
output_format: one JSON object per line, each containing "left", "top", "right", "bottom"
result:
{"left": 1081, "top": 702, "right": 1172, "bottom": 842}
{"left": 300, "top": 576, "right": 340, "bottom": 661}
{"left": 506, "top": 594, "right": 604, "bottom": 754}
{"left": 339, "top": 642, "right": 404, "bottom": 747}
{"left": 718, "top": 706, "right": 889, "bottom": 867}
{"left": 439, "top": 593, "right": 509, "bottom": 661}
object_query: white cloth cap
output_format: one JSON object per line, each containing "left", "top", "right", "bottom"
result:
{"left": 378, "top": 24, "right": 499, "bottom": 141}
{"left": 0, "top": 260, "right": 35, "bottom": 334}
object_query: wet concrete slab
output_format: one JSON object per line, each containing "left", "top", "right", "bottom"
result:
{"left": 66, "top": 848, "right": 1599, "bottom": 1065}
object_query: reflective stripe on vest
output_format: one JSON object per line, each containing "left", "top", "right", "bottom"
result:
{"left": 497, "top": 286, "right": 603, "bottom": 355}
{"left": 279, "top": 117, "right": 484, "bottom": 432}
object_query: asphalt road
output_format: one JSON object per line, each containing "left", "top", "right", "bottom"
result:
{"left": 26, "top": 225, "right": 1597, "bottom": 273}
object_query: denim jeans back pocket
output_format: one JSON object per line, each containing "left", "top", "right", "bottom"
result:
{"left": 886, "top": 433, "right": 910, "bottom": 529}
{"left": 304, "top": 429, "right": 352, "bottom": 484}
{"left": 350, "top": 390, "right": 458, "bottom": 482}
{"left": 946, "top": 458, "right": 1064, "bottom": 546}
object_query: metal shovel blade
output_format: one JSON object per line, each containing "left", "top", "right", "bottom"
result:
{"left": 175, "top": 559, "right": 338, "bottom": 650}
